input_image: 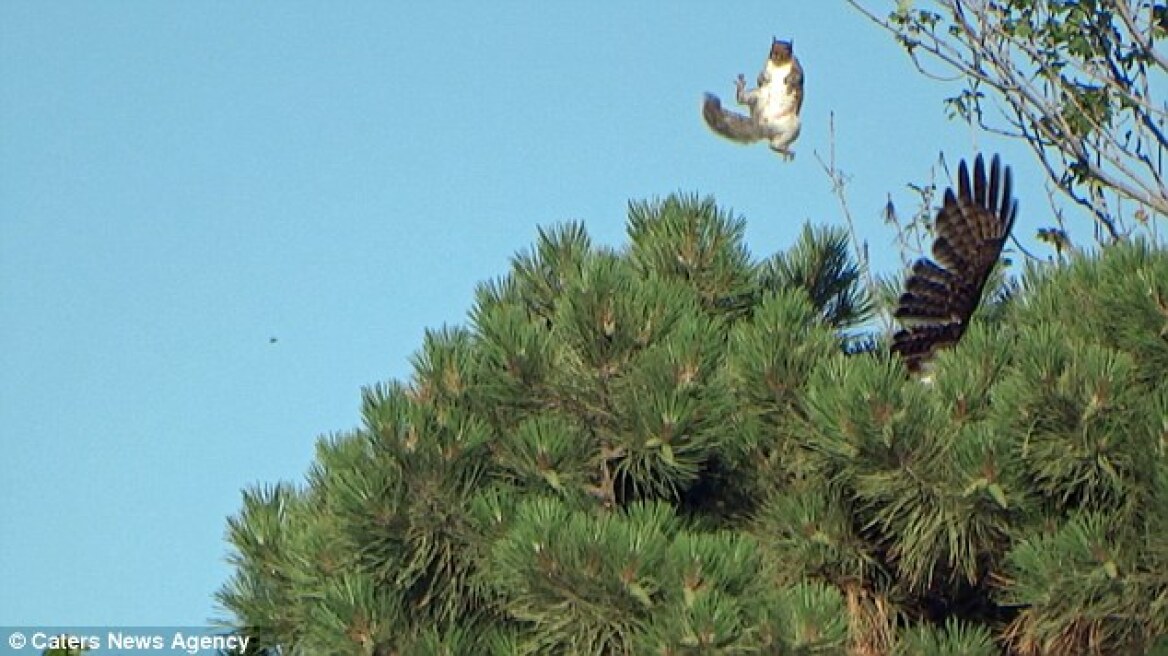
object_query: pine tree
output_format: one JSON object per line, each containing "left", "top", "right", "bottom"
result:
{"left": 217, "top": 195, "right": 1168, "bottom": 655}
{"left": 40, "top": 635, "right": 90, "bottom": 656}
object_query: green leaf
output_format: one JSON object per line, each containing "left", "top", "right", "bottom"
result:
{"left": 660, "top": 443, "right": 675, "bottom": 465}
{"left": 987, "top": 483, "right": 1009, "bottom": 509}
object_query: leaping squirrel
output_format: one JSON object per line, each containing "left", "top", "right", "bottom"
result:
{"left": 702, "top": 38, "right": 804, "bottom": 161}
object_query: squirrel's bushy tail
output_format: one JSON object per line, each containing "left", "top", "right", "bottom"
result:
{"left": 702, "top": 93, "right": 761, "bottom": 143}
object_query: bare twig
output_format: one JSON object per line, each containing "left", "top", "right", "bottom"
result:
{"left": 813, "top": 113, "right": 889, "bottom": 333}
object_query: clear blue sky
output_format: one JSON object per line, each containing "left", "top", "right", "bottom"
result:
{"left": 1, "top": 2, "right": 1045, "bottom": 628}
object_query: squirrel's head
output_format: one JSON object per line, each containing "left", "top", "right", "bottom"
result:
{"left": 769, "top": 38, "right": 794, "bottom": 65}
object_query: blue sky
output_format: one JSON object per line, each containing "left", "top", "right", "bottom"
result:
{"left": 1, "top": 2, "right": 1046, "bottom": 628}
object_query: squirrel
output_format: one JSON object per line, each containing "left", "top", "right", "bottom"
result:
{"left": 702, "top": 38, "right": 804, "bottom": 161}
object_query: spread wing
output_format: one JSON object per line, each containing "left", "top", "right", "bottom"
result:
{"left": 891, "top": 154, "right": 1017, "bottom": 373}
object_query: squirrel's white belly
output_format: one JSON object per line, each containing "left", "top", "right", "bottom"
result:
{"left": 761, "top": 106, "right": 801, "bottom": 134}
{"left": 757, "top": 84, "right": 800, "bottom": 126}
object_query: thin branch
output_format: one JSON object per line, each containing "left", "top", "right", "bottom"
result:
{"left": 813, "top": 112, "right": 889, "bottom": 334}
{"left": 1114, "top": 0, "right": 1168, "bottom": 72}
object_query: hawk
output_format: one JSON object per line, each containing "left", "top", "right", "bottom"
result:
{"left": 891, "top": 154, "right": 1017, "bottom": 373}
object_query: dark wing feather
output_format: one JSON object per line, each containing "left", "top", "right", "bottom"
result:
{"left": 891, "top": 154, "right": 1017, "bottom": 372}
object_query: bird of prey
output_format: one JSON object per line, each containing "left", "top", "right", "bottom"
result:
{"left": 890, "top": 154, "right": 1017, "bottom": 373}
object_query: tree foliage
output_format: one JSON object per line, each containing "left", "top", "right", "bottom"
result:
{"left": 218, "top": 195, "right": 1168, "bottom": 655}
{"left": 848, "top": 0, "right": 1167, "bottom": 244}
{"left": 40, "top": 637, "right": 90, "bottom": 656}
